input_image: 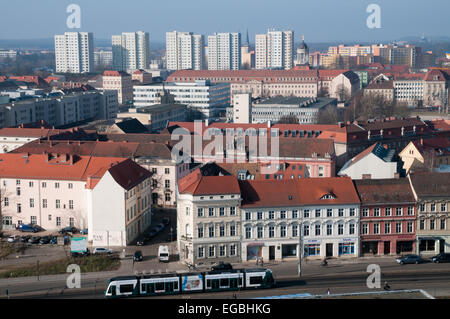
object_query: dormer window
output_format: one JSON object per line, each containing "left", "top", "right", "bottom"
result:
{"left": 320, "top": 194, "right": 336, "bottom": 200}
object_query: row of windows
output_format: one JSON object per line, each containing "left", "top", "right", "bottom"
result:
{"left": 361, "top": 206, "right": 414, "bottom": 217}
{"left": 244, "top": 223, "right": 357, "bottom": 239}
{"left": 198, "top": 244, "right": 237, "bottom": 258}
{"left": 419, "top": 203, "right": 447, "bottom": 212}
{"left": 419, "top": 218, "right": 447, "bottom": 231}
{"left": 2, "top": 216, "right": 73, "bottom": 227}
{"left": 245, "top": 208, "right": 357, "bottom": 221}
{"left": 197, "top": 224, "right": 236, "bottom": 238}
{"left": 362, "top": 221, "right": 414, "bottom": 234}
{"left": 196, "top": 207, "right": 236, "bottom": 217}
{"left": 5, "top": 198, "right": 74, "bottom": 211}
{"left": 6, "top": 180, "right": 73, "bottom": 189}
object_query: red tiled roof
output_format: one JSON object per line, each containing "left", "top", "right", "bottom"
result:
{"left": 103, "top": 70, "right": 130, "bottom": 77}
{"left": 178, "top": 169, "right": 240, "bottom": 195}
{"left": 240, "top": 179, "right": 302, "bottom": 208}
{"left": 297, "top": 177, "right": 360, "bottom": 205}
{"left": 354, "top": 178, "right": 415, "bottom": 204}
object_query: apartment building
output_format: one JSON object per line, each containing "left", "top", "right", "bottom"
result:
{"left": 54, "top": 32, "right": 94, "bottom": 73}
{"left": 255, "top": 30, "right": 294, "bottom": 70}
{"left": 112, "top": 31, "right": 150, "bottom": 71}
{"left": 0, "top": 153, "right": 152, "bottom": 246}
{"left": 207, "top": 33, "right": 241, "bottom": 70}
{"left": 166, "top": 31, "right": 205, "bottom": 71}
{"left": 102, "top": 71, "right": 133, "bottom": 104}
{"left": 409, "top": 172, "right": 450, "bottom": 255}
{"left": 133, "top": 81, "right": 230, "bottom": 119}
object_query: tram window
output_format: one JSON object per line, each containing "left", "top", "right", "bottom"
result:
{"left": 141, "top": 284, "right": 146, "bottom": 293}
{"left": 174, "top": 281, "right": 179, "bottom": 290}
{"left": 249, "top": 276, "right": 263, "bottom": 285}
{"left": 155, "top": 282, "right": 165, "bottom": 291}
{"left": 148, "top": 283, "right": 155, "bottom": 293}
{"left": 119, "top": 284, "right": 134, "bottom": 293}
{"left": 207, "top": 279, "right": 211, "bottom": 288}
{"left": 239, "top": 277, "right": 243, "bottom": 286}
{"left": 220, "top": 278, "right": 229, "bottom": 287}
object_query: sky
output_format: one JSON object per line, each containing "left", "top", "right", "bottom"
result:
{"left": 0, "top": 0, "right": 449, "bottom": 43}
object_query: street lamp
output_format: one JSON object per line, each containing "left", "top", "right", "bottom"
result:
{"left": 298, "top": 221, "right": 303, "bottom": 277}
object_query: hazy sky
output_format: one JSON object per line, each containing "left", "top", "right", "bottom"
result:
{"left": 0, "top": 0, "right": 449, "bottom": 43}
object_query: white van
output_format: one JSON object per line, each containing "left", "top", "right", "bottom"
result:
{"left": 158, "top": 245, "right": 169, "bottom": 262}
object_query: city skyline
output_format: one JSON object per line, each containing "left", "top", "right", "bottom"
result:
{"left": 0, "top": 0, "right": 449, "bottom": 43}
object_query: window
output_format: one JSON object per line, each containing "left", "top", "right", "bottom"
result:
{"left": 269, "top": 226, "right": 275, "bottom": 238}
{"left": 362, "top": 208, "right": 369, "bottom": 217}
{"left": 209, "top": 226, "right": 214, "bottom": 237}
{"left": 441, "top": 219, "right": 446, "bottom": 230}
{"left": 4, "top": 197, "right": 8, "bottom": 207}
{"left": 219, "top": 245, "right": 226, "bottom": 257}
{"left": 219, "top": 207, "right": 225, "bottom": 216}
{"left": 280, "top": 225, "right": 286, "bottom": 237}
{"left": 327, "top": 209, "right": 333, "bottom": 217}
{"left": 374, "top": 208, "right": 380, "bottom": 217}
{"left": 268, "top": 211, "right": 274, "bottom": 219}
{"left": 56, "top": 217, "right": 61, "bottom": 226}
{"left": 198, "top": 227, "right": 203, "bottom": 238}
{"left": 257, "top": 226, "right": 263, "bottom": 238}
{"left": 151, "top": 168, "right": 157, "bottom": 174}
{"left": 68, "top": 183, "right": 73, "bottom": 189}
{"left": 338, "top": 208, "right": 344, "bottom": 217}
{"left": 29, "top": 198, "right": 34, "bottom": 208}
{"left": 407, "top": 221, "right": 413, "bottom": 233}
{"left": 280, "top": 211, "right": 286, "bottom": 219}
{"left": 16, "top": 187, "right": 20, "bottom": 196}
{"left": 431, "top": 203, "right": 436, "bottom": 212}
{"left": 186, "top": 207, "right": 190, "bottom": 216}
{"left": 29, "top": 181, "right": 34, "bottom": 187}
{"left": 230, "top": 207, "right": 236, "bottom": 216}
{"left": 206, "top": 207, "right": 213, "bottom": 217}
{"left": 48, "top": 214, "right": 52, "bottom": 221}
{"left": 419, "top": 203, "right": 425, "bottom": 211}
{"left": 69, "top": 217, "right": 74, "bottom": 227}
{"left": 165, "top": 180, "right": 170, "bottom": 188}
{"left": 349, "top": 208, "right": 355, "bottom": 216}
{"left": 257, "top": 212, "right": 263, "bottom": 220}
{"left": 16, "top": 180, "right": 20, "bottom": 185}
{"left": 430, "top": 219, "right": 435, "bottom": 230}
{"left": 245, "top": 211, "right": 251, "bottom": 220}
{"left": 219, "top": 226, "right": 225, "bottom": 237}
{"left": 17, "top": 203, "right": 22, "bottom": 213}
{"left": 441, "top": 203, "right": 447, "bottom": 212}
{"left": 197, "top": 208, "right": 203, "bottom": 217}
{"left": 303, "top": 224, "right": 310, "bottom": 236}
{"left": 339, "top": 243, "right": 355, "bottom": 255}
{"left": 69, "top": 200, "right": 74, "bottom": 210}
{"left": 349, "top": 223, "right": 355, "bottom": 235}
{"left": 230, "top": 245, "right": 236, "bottom": 256}
{"left": 292, "top": 210, "right": 298, "bottom": 219}
{"left": 420, "top": 219, "right": 425, "bottom": 230}
{"left": 165, "top": 168, "right": 170, "bottom": 174}
{"left": 165, "top": 193, "right": 171, "bottom": 202}
{"left": 31, "top": 216, "right": 37, "bottom": 224}
{"left": 292, "top": 224, "right": 298, "bottom": 237}
{"left": 245, "top": 226, "right": 251, "bottom": 239}
{"left": 198, "top": 247, "right": 204, "bottom": 258}
{"left": 315, "top": 209, "right": 321, "bottom": 218}
{"left": 396, "top": 222, "right": 402, "bottom": 233}
{"left": 327, "top": 224, "right": 332, "bottom": 235}
{"left": 384, "top": 222, "right": 391, "bottom": 234}
{"left": 385, "top": 207, "right": 391, "bottom": 216}
{"left": 338, "top": 224, "right": 344, "bottom": 235}
{"left": 304, "top": 244, "right": 320, "bottom": 256}
{"left": 42, "top": 182, "right": 46, "bottom": 188}
{"left": 209, "top": 246, "right": 215, "bottom": 257}
{"left": 407, "top": 206, "right": 414, "bottom": 216}
{"left": 396, "top": 207, "right": 402, "bottom": 216}
{"left": 230, "top": 225, "right": 236, "bottom": 236}
{"left": 315, "top": 224, "right": 321, "bottom": 236}
{"left": 55, "top": 182, "right": 59, "bottom": 189}
{"left": 303, "top": 209, "right": 310, "bottom": 218}
{"left": 373, "top": 223, "right": 380, "bottom": 234}
{"left": 362, "top": 223, "right": 368, "bottom": 234}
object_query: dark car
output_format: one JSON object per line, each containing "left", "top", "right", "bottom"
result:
{"left": 211, "top": 262, "right": 233, "bottom": 271}
{"left": 133, "top": 250, "right": 143, "bottom": 262}
{"left": 20, "top": 235, "right": 31, "bottom": 242}
{"left": 431, "top": 253, "right": 450, "bottom": 263}
{"left": 28, "top": 236, "right": 41, "bottom": 244}
{"left": 396, "top": 254, "right": 426, "bottom": 265}
{"left": 162, "top": 218, "right": 170, "bottom": 226}
{"left": 59, "top": 226, "right": 78, "bottom": 234}
{"left": 136, "top": 238, "right": 146, "bottom": 246}
{"left": 39, "top": 236, "right": 51, "bottom": 244}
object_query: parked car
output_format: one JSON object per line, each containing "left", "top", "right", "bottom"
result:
{"left": 93, "top": 247, "right": 112, "bottom": 255}
{"left": 20, "top": 235, "right": 31, "bottom": 242}
{"left": 155, "top": 224, "right": 165, "bottom": 232}
{"left": 211, "top": 262, "right": 233, "bottom": 271}
{"left": 39, "top": 236, "right": 51, "bottom": 244}
{"left": 49, "top": 236, "right": 58, "bottom": 245}
{"left": 18, "top": 224, "right": 39, "bottom": 233}
{"left": 396, "top": 254, "right": 426, "bottom": 265}
{"left": 7, "top": 235, "right": 19, "bottom": 243}
{"left": 59, "top": 226, "right": 78, "bottom": 234}
{"left": 136, "top": 237, "right": 146, "bottom": 246}
{"left": 133, "top": 250, "right": 143, "bottom": 262}
{"left": 431, "top": 253, "right": 450, "bottom": 263}
{"left": 148, "top": 228, "right": 159, "bottom": 237}
{"left": 79, "top": 229, "right": 88, "bottom": 235}
{"left": 28, "top": 236, "right": 41, "bottom": 244}
{"left": 162, "top": 218, "right": 170, "bottom": 226}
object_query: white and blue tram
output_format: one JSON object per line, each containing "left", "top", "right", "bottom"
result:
{"left": 105, "top": 268, "right": 275, "bottom": 298}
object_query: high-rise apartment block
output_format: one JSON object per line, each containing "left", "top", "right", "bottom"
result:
{"left": 166, "top": 31, "right": 205, "bottom": 71}
{"left": 255, "top": 29, "right": 294, "bottom": 70}
{"left": 112, "top": 31, "right": 150, "bottom": 71}
{"left": 207, "top": 33, "right": 241, "bottom": 70}
{"left": 54, "top": 32, "right": 94, "bottom": 73}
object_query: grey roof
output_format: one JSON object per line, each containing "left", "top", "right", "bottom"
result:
{"left": 256, "top": 97, "right": 336, "bottom": 109}
{"left": 135, "top": 104, "right": 187, "bottom": 114}
{"left": 114, "top": 119, "right": 149, "bottom": 134}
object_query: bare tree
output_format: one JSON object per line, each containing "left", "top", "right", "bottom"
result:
{"left": 277, "top": 115, "right": 299, "bottom": 124}
{"left": 335, "top": 84, "right": 350, "bottom": 103}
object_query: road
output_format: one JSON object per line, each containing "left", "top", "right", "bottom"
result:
{"left": 1, "top": 258, "right": 450, "bottom": 299}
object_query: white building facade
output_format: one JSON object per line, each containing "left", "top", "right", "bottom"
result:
{"left": 255, "top": 30, "right": 294, "bottom": 70}
{"left": 54, "top": 32, "right": 94, "bottom": 73}
{"left": 207, "top": 33, "right": 241, "bottom": 70}
{"left": 166, "top": 31, "right": 205, "bottom": 71}
{"left": 112, "top": 31, "right": 150, "bottom": 71}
